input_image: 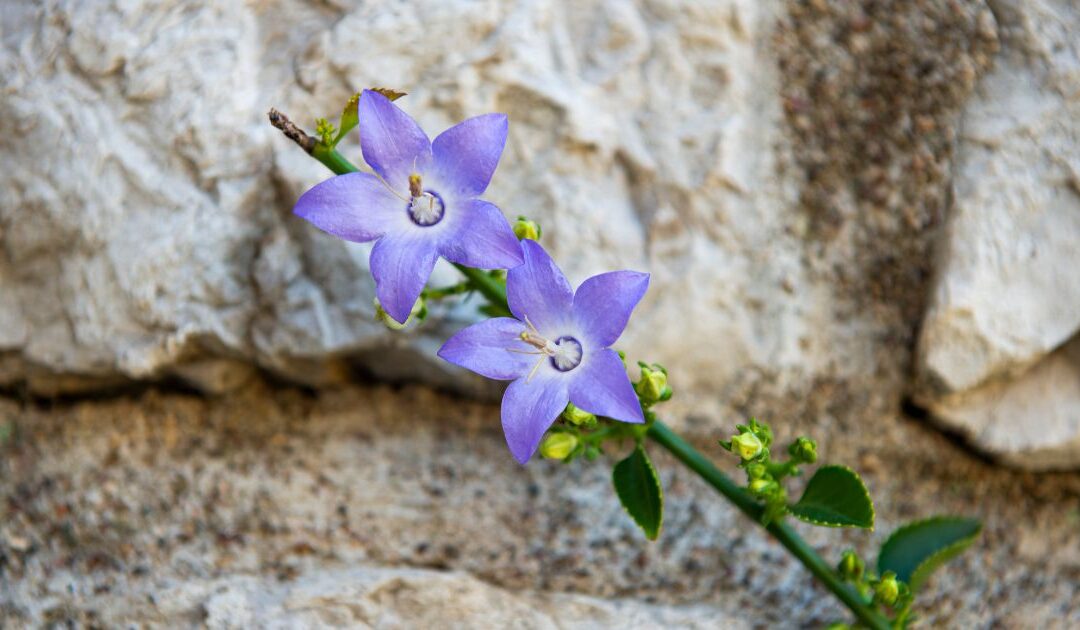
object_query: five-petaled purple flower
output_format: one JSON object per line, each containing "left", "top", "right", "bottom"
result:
{"left": 438, "top": 240, "right": 649, "bottom": 463}
{"left": 293, "top": 90, "right": 524, "bottom": 323}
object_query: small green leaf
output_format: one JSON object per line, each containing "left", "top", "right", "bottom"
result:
{"left": 612, "top": 444, "right": 663, "bottom": 540}
{"left": 877, "top": 516, "right": 981, "bottom": 591}
{"left": 788, "top": 465, "right": 874, "bottom": 529}
{"left": 333, "top": 93, "right": 361, "bottom": 146}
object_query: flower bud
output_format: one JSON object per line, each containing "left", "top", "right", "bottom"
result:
{"left": 730, "top": 431, "right": 764, "bottom": 460}
{"left": 635, "top": 364, "right": 669, "bottom": 404}
{"left": 748, "top": 478, "right": 775, "bottom": 495}
{"left": 539, "top": 432, "right": 578, "bottom": 460}
{"left": 874, "top": 571, "right": 900, "bottom": 607}
{"left": 837, "top": 549, "right": 864, "bottom": 581}
{"left": 513, "top": 216, "right": 541, "bottom": 241}
{"left": 561, "top": 403, "right": 596, "bottom": 426}
{"left": 746, "top": 462, "right": 769, "bottom": 480}
{"left": 789, "top": 437, "right": 818, "bottom": 464}
{"left": 374, "top": 296, "right": 425, "bottom": 330}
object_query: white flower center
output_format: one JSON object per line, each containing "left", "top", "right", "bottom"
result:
{"left": 517, "top": 316, "right": 584, "bottom": 375}
{"left": 407, "top": 191, "right": 445, "bottom": 226}
{"left": 550, "top": 336, "right": 583, "bottom": 371}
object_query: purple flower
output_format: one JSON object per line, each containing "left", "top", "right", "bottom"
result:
{"left": 293, "top": 90, "right": 524, "bottom": 323}
{"left": 438, "top": 240, "right": 650, "bottom": 463}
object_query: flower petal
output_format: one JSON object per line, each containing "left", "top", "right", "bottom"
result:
{"left": 507, "top": 240, "right": 573, "bottom": 334}
{"left": 432, "top": 113, "right": 508, "bottom": 199}
{"left": 359, "top": 90, "right": 432, "bottom": 191}
{"left": 438, "top": 199, "right": 524, "bottom": 269}
{"left": 572, "top": 270, "right": 650, "bottom": 347}
{"left": 437, "top": 317, "right": 535, "bottom": 380}
{"left": 569, "top": 349, "right": 644, "bottom": 424}
{"left": 501, "top": 373, "right": 569, "bottom": 464}
{"left": 293, "top": 172, "right": 407, "bottom": 242}
{"left": 369, "top": 232, "right": 439, "bottom": 324}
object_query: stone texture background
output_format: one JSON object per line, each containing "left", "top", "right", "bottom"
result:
{"left": 1, "top": 0, "right": 1079, "bottom": 626}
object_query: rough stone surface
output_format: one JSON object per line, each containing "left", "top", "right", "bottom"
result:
{"left": 0, "top": 0, "right": 998, "bottom": 440}
{"left": 2, "top": 0, "right": 1080, "bottom": 624}
{"left": 2, "top": 382, "right": 1079, "bottom": 627}
{"left": 915, "top": 0, "right": 1080, "bottom": 467}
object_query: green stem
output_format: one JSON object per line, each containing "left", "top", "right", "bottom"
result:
{"left": 646, "top": 421, "right": 890, "bottom": 630}
{"left": 312, "top": 143, "right": 359, "bottom": 175}
{"left": 276, "top": 121, "right": 891, "bottom": 629}
{"left": 452, "top": 264, "right": 508, "bottom": 309}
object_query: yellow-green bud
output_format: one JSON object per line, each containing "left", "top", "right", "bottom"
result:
{"left": 838, "top": 550, "right": 864, "bottom": 581}
{"left": 635, "top": 365, "right": 668, "bottom": 404}
{"left": 539, "top": 432, "right": 578, "bottom": 460}
{"left": 561, "top": 403, "right": 596, "bottom": 426}
{"left": 875, "top": 572, "right": 900, "bottom": 606}
{"left": 746, "top": 462, "right": 769, "bottom": 480}
{"left": 513, "top": 217, "right": 541, "bottom": 241}
{"left": 374, "top": 296, "right": 425, "bottom": 330}
{"left": 789, "top": 437, "right": 817, "bottom": 464}
{"left": 748, "top": 478, "right": 775, "bottom": 494}
{"left": 731, "top": 431, "right": 764, "bottom": 460}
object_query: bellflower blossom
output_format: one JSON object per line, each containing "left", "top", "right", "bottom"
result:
{"left": 439, "top": 240, "right": 649, "bottom": 463}
{"left": 293, "top": 90, "right": 524, "bottom": 322}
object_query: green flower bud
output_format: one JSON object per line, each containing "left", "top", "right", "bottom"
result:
{"left": 374, "top": 296, "right": 425, "bottom": 330}
{"left": 730, "top": 431, "right": 764, "bottom": 460}
{"left": 746, "top": 462, "right": 769, "bottom": 480}
{"left": 748, "top": 478, "right": 775, "bottom": 495}
{"left": 635, "top": 364, "right": 669, "bottom": 404}
{"left": 747, "top": 418, "right": 773, "bottom": 448}
{"left": 512, "top": 216, "right": 541, "bottom": 241}
{"left": 788, "top": 437, "right": 818, "bottom": 464}
{"left": 874, "top": 571, "right": 900, "bottom": 607}
{"left": 539, "top": 432, "right": 578, "bottom": 460}
{"left": 561, "top": 402, "right": 596, "bottom": 426}
{"left": 837, "top": 549, "right": 864, "bottom": 581}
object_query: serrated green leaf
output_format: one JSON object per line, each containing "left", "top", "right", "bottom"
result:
{"left": 788, "top": 465, "right": 874, "bottom": 529}
{"left": 877, "top": 516, "right": 981, "bottom": 591}
{"left": 612, "top": 444, "right": 663, "bottom": 540}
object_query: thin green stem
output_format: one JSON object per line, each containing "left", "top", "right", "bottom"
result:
{"left": 452, "top": 265, "right": 508, "bottom": 310}
{"left": 646, "top": 421, "right": 890, "bottom": 630}
{"left": 274, "top": 115, "right": 891, "bottom": 629}
{"left": 311, "top": 143, "right": 359, "bottom": 175}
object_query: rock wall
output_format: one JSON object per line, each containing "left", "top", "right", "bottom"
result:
{"left": 0, "top": 0, "right": 1076, "bottom": 464}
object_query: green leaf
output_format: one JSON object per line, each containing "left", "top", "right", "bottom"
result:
{"left": 877, "top": 516, "right": 981, "bottom": 591}
{"left": 333, "top": 93, "right": 361, "bottom": 146}
{"left": 612, "top": 444, "right": 663, "bottom": 540}
{"left": 788, "top": 465, "right": 874, "bottom": 529}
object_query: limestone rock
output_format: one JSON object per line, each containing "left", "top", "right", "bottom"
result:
{"left": 0, "top": 0, "right": 994, "bottom": 433}
{"left": 915, "top": 0, "right": 1080, "bottom": 467}
{"left": 2, "top": 383, "right": 1078, "bottom": 628}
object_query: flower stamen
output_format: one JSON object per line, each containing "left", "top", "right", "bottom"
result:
{"left": 514, "top": 316, "right": 583, "bottom": 374}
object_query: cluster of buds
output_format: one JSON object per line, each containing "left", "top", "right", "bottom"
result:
{"left": 720, "top": 420, "right": 823, "bottom": 525}
{"left": 835, "top": 550, "right": 913, "bottom": 621}
{"left": 315, "top": 117, "right": 337, "bottom": 145}
{"left": 720, "top": 418, "right": 772, "bottom": 462}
